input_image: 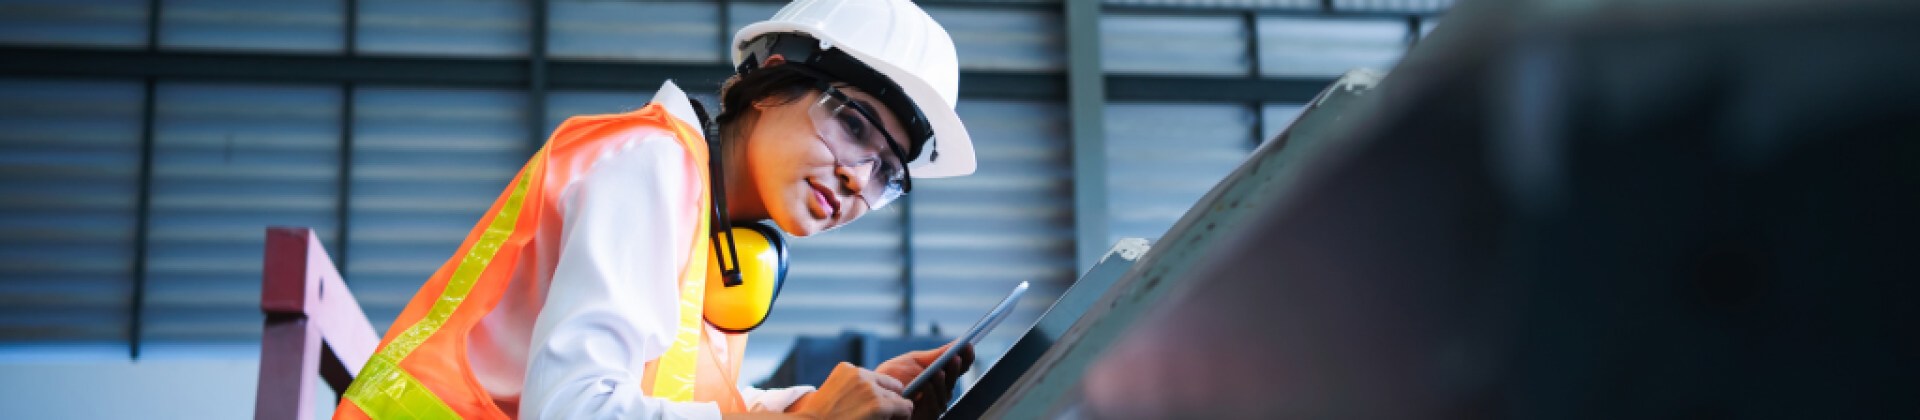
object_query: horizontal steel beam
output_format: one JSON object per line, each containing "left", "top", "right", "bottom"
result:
{"left": 0, "top": 47, "right": 1333, "bottom": 103}
{"left": 1107, "top": 74, "right": 1331, "bottom": 102}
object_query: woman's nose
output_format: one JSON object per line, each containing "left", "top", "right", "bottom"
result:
{"left": 834, "top": 162, "right": 872, "bottom": 197}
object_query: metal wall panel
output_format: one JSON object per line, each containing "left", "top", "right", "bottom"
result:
{"left": 158, "top": 0, "right": 345, "bottom": 53}
{"left": 356, "top": 0, "right": 530, "bottom": 57}
{"left": 1257, "top": 16, "right": 1408, "bottom": 77}
{"left": 727, "top": 3, "right": 1067, "bottom": 72}
{"left": 143, "top": 82, "right": 342, "bottom": 343}
{"left": 925, "top": 6, "right": 1066, "bottom": 72}
{"left": 0, "top": 0, "right": 149, "bottom": 48}
{"left": 724, "top": 2, "right": 782, "bottom": 41}
{"left": 1332, "top": 0, "right": 1453, "bottom": 13}
{"left": 909, "top": 99, "right": 1073, "bottom": 376}
{"left": 1105, "top": 0, "right": 1318, "bottom": 9}
{"left": 347, "top": 87, "right": 528, "bottom": 332}
{"left": 0, "top": 79, "right": 143, "bottom": 345}
{"left": 1105, "top": 102, "right": 1254, "bottom": 244}
{"left": 548, "top": 1, "right": 723, "bottom": 63}
{"left": 1102, "top": 14, "right": 1250, "bottom": 76}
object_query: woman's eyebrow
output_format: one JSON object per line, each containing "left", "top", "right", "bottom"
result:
{"left": 852, "top": 98, "right": 883, "bottom": 116}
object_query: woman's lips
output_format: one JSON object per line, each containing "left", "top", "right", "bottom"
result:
{"left": 808, "top": 180, "right": 840, "bottom": 220}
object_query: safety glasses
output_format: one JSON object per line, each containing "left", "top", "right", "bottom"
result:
{"left": 806, "top": 86, "right": 914, "bottom": 210}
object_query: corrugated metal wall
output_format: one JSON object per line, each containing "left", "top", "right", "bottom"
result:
{"left": 0, "top": 79, "right": 143, "bottom": 345}
{"left": 145, "top": 83, "right": 342, "bottom": 343}
{"left": 0, "top": 0, "right": 1442, "bottom": 384}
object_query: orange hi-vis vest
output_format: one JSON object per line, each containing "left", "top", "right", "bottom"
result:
{"left": 335, "top": 102, "right": 749, "bottom": 419}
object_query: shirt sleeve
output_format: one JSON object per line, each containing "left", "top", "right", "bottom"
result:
{"left": 519, "top": 134, "right": 721, "bottom": 420}
{"left": 738, "top": 385, "right": 817, "bottom": 413}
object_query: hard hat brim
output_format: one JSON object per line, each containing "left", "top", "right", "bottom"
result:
{"left": 735, "top": 21, "right": 976, "bottom": 178}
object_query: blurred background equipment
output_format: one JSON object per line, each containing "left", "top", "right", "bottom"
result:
{"left": 0, "top": 0, "right": 1431, "bottom": 418}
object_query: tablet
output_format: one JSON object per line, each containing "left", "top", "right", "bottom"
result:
{"left": 901, "top": 281, "right": 1029, "bottom": 397}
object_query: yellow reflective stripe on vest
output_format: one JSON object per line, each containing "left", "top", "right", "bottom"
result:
{"left": 348, "top": 354, "right": 460, "bottom": 419}
{"left": 344, "top": 149, "right": 544, "bottom": 419}
{"left": 649, "top": 118, "right": 711, "bottom": 403}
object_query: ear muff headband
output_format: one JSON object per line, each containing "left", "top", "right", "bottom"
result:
{"left": 690, "top": 97, "right": 789, "bottom": 333}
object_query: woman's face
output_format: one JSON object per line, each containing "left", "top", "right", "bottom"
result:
{"left": 743, "top": 87, "right": 911, "bottom": 237}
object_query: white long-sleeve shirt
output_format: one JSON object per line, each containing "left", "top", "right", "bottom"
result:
{"left": 464, "top": 81, "right": 814, "bottom": 419}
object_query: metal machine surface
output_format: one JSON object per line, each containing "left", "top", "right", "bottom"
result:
{"left": 943, "top": 238, "right": 1150, "bottom": 418}
{"left": 978, "top": 67, "right": 1386, "bottom": 418}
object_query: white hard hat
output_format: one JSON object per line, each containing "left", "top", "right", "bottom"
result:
{"left": 733, "top": 0, "right": 975, "bottom": 178}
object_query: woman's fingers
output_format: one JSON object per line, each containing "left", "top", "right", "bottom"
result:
{"left": 908, "top": 343, "right": 952, "bottom": 365}
{"left": 871, "top": 369, "right": 906, "bottom": 394}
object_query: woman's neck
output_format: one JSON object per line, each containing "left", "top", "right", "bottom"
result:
{"left": 718, "top": 129, "right": 768, "bottom": 222}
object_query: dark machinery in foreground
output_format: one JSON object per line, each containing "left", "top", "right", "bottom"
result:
{"left": 964, "top": 0, "right": 1920, "bottom": 418}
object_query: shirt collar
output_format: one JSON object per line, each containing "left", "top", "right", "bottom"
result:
{"left": 650, "top": 80, "right": 705, "bottom": 140}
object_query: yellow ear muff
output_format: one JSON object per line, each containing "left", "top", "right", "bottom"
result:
{"left": 703, "top": 223, "right": 788, "bottom": 333}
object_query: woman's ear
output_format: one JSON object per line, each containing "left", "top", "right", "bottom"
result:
{"left": 751, "top": 94, "right": 784, "bottom": 111}
{"left": 748, "top": 54, "right": 798, "bottom": 111}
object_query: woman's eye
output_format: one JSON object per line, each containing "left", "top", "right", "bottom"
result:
{"left": 837, "top": 112, "right": 867, "bottom": 139}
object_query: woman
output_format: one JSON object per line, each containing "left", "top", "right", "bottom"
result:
{"left": 333, "top": 0, "right": 978, "bottom": 418}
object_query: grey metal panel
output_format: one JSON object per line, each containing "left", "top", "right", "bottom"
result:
{"left": 1101, "top": 14, "right": 1250, "bottom": 75}
{"left": 356, "top": 0, "right": 530, "bottom": 58}
{"left": 347, "top": 87, "right": 527, "bottom": 333}
{"left": 724, "top": 2, "right": 783, "bottom": 42}
{"left": 548, "top": 1, "right": 723, "bottom": 63}
{"left": 1332, "top": 0, "right": 1453, "bottom": 13}
{"left": 1105, "top": 0, "right": 1317, "bottom": 9}
{"left": 925, "top": 6, "right": 1066, "bottom": 72}
{"left": 0, "top": 0, "right": 149, "bottom": 48}
{"left": 1257, "top": 16, "right": 1408, "bottom": 77}
{"left": 143, "top": 82, "right": 342, "bottom": 343}
{"left": 910, "top": 99, "right": 1073, "bottom": 377}
{"left": 158, "top": 0, "right": 345, "bottom": 53}
{"left": 1104, "top": 102, "right": 1254, "bottom": 244}
{"left": 0, "top": 78, "right": 143, "bottom": 344}
{"left": 1067, "top": 0, "right": 1107, "bottom": 273}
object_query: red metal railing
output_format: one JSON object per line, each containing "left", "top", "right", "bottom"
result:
{"left": 257, "top": 227, "right": 379, "bottom": 420}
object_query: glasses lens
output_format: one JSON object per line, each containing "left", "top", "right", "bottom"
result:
{"left": 809, "top": 91, "right": 910, "bottom": 209}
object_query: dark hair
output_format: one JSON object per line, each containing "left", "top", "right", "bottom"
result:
{"left": 714, "top": 65, "right": 818, "bottom": 143}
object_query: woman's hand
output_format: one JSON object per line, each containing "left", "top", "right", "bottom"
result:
{"left": 788, "top": 362, "right": 914, "bottom": 420}
{"left": 874, "top": 343, "right": 974, "bottom": 420}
